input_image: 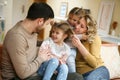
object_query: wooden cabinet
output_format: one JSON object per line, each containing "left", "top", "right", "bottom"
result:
{"left": 37, "top": 24, "right": 52, "bottom": 41}
{"left": 37, "top": 29, "right": 44, "bottom": 41}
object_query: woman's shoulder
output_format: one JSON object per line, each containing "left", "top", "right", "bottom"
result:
{"left": 94, "top": 34, "right": 101, "bottom": 41}
{"left": 93, "top": 34, "right": 101, "bottom": 44}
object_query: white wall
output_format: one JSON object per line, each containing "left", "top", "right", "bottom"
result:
{"left": 3, "top": 0, "right": 13, "bottom": 34}
{"left": 2, "top": 0, "right": 33, "bottom": 35}
{"left": 12, "top": 0, "right": 33, "bottom": 26}
{"left": 47, "top": 0, "right": 101, "bottom": 21}
{"left": 112, "top": 0, "right": 120, "bottom": 37}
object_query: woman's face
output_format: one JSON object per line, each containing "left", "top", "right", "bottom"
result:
{"left": 74, "top": 17, "right": 87, "bottom": 34}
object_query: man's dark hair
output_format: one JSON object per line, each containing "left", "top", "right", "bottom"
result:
{"left": 26, "top": 2, "right": 54, "bottom": 21}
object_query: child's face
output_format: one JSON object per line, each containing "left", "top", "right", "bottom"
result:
{"left": 67, "top": 14, "right": 79, "bottom": 27}
{"left": 51, "top": 28, "right": 67, "bottom": 45}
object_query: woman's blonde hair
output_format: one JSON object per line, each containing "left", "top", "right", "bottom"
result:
{"left": 82, "top": 14, "right": 97, "bottom": 43}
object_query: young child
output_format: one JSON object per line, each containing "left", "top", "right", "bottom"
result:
{"left": 37, "top": 21, "right": 74, "bottom": 80}
{"left": 66, "top": 7, "right": 87, "bottom": 73}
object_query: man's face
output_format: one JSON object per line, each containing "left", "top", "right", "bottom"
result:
{"left": 36, "top": 18, "right": 53, "bottom": 32}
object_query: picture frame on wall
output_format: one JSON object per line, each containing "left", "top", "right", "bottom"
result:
{"left": 97, "top": 0, "right": 115, "bottom": 35}
{"left": 59, "top": 2, "right": 68, "bottom": 18}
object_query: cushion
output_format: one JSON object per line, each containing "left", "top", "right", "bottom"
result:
{"left": 100, "top": 44, "right": 120, "bottom": 79}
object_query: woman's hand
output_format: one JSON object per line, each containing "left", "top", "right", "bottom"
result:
{"left": 71, "top": 35, "right": 82, "bottom": 48}
{"left": 81, "top": 34, "right": 88, "bottom": 40}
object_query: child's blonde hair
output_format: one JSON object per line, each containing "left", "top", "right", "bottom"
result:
{"left": 50, "top": 21, "right": 74, "bottom": 40}
{"left": 68, "top": 7, "right": 86, "bottom": 19}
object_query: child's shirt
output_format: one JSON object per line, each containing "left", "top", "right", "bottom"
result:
{"left": 39, "top": 37, "right": 71, "bottom": 58}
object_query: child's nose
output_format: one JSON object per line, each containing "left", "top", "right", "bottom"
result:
{"left": 75, "top": 25, "right": 80, "bottom": 29}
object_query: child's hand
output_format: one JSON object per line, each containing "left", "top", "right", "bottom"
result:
{"left": 59, "top": 58, "right": 66, "bottom": 64}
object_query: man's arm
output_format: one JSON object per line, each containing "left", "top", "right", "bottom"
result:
{"left": 6, "top": 34, "right": 50, "bottom": 79}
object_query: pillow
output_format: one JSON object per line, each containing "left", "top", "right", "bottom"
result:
{"left": 100, "top": 44, "right": 120, "bottom": 79}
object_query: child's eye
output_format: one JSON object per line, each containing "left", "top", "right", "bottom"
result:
{"left": 56, "top": 32, "right": 59, "bottom": 34}
{"left": 73, "top": 19, "right": 77, "bottom": 22}
{"left": 77, "top": 21, "right": 80, "bottom": 24}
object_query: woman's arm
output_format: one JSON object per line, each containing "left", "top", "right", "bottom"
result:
{"left": 72, "top": 35, "right": 102, "bottom": 68}
{"left": 72, "top": 35, "right": 89, "bottom": 57}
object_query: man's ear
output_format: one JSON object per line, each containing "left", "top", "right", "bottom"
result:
{"left": 38, "top": 18, "right": 44, "bottom": 26}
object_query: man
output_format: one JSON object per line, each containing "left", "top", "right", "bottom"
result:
{"left": 1, "top": 2, "right": 83, "bottom": 80}
{"left": 1, "top": 2, "right": 54, "bottom": 80}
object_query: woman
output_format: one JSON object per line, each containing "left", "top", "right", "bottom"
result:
{"left": 72, "top": 14, "right": 110, "bottom": 80}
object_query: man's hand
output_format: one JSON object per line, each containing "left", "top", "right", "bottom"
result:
{"left": 38, "top": 45, "right": 51, "bottom": 62}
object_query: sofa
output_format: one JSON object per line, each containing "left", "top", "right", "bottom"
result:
{"left": 0, "top": 43, "right": 120, "bottom": 80}
{"left": 101, "top": 43, "right": 120, "bottom": 80}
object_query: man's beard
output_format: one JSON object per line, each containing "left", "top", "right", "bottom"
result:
{"left": 36, "top": 26, "right": 44, "bottom": 34}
